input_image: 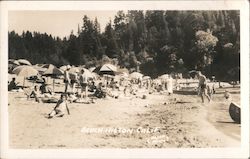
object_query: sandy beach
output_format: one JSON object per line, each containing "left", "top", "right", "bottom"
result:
{"left": 8, "top": 76, "right": 240, "bottom": 148}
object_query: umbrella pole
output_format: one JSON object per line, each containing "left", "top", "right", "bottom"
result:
{"left": 23, "top": 77, "right": 25, "bottom": 88}
{"left": 53, "top": 79, "right": 55, "bottom": 92}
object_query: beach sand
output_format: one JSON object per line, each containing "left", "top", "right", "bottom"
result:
{"left": 8, "top": 77, "right": 240, "bottom": 148}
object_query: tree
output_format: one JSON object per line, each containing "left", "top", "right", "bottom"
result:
{"left": 193, "top": 30, "right": 218, "bottom": 71}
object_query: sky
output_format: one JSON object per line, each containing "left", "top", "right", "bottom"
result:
{"left": 8, "top": 11, "right": 118, "bottom": 38}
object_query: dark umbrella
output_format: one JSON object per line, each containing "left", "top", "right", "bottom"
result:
{"left": 94, "top": 64, "right": 117, "bottom": 76}
{"left": 43, "top": 64, "right": 64, "bottom": 92}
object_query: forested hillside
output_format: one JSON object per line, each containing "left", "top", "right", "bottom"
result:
{"left": 9, "top": 10, "right": 240, "bottom": 80}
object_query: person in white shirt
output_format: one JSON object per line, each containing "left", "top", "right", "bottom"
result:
{"left": 166, "top": 75, "right": 173, "bottom": 95}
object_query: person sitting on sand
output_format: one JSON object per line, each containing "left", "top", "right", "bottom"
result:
{"left": 8, "top": 78, "right": 20, "bottom": 91}
{"left": 47, "top": 94, "right": 70, "bottom": 119}
{"left": 89, "top": 81, "right": 97, "bottom": 93}
{"left": 28, "top": 85, "right": 40, "bottom": 103}
{"left": 94, "top": 82, "right": 106, "bottom": 98}
{"left": 197, "top": 71, "right": 211, "bottom": 103}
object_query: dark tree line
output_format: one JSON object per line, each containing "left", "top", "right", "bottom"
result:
{"left": 9, "top": 10, "right": 240, "bottom": 81}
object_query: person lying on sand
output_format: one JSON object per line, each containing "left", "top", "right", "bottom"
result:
{"left": 46, "top": 94, "right": 70, "bottom": 119}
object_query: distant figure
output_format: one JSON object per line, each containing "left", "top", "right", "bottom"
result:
{"left": 40, "top": 78, "right": 52, "bottom": 94}
{"left": 70, "top": 72, "right": 78, "bottom": 93}
{"left": 224, "top": 90, "right": 231, "bottom": 100}
{"left": 206, "top": 83, "right": 215, "bottom": 99}
{"left": 64, "top": 66, "right": 70, "bottom": 93}
{"left": 166, "top": 75, "right": 173, "bottom": 95}
{"left": 94, "top": 82, "right": 106, "bottom": 98}
{"left": 197, "top": 71, "right": 211, "bottom": 103}
{"left": 28, "top": 85, "right": 40, "bottom": 103}
{"left": 8, "top": 78, "right": 19, "bottom": 91}
{"left": 47, "top": 94, "right": 70, "bottom": 119}
{"left": 79, "top": 69, "right": 88, "bottom": 100}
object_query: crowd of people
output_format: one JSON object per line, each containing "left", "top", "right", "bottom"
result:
{"left": 8, "top": 68, "right": 217, "bottom": 119}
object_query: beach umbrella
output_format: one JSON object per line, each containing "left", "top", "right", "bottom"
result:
{"left": 120, "top": 72, "right": 129, "bottom": 78}
{"left": 88, "top": 67, "right": 96, "bottom": 72}
{"left": 12, "top": 65, "right": 38, "bottom": 87}
{"left": 224, "top": 43, "right": 233, "bottom": 48}
{"left": 9, "top": 59, "right": 20, "bottom": 66}
{"left": 41, "top": 64, "right": 53, "bottom": 69}
{"left": 60, "top": 65, "right": 71, "bottom": 71}
{"left": 91, "top": 72, "right": 99, "bottom": 79}
{"left": 81, "top": 68, "right": 94, "bottom": 78}
{"left": 130, "top": 72, "right": 143, "bottom": 79}
{"left": 33, "top": 65, "right": 47, "bottom": 74}
{"left": 188, "top": 70, "right": 197, "bottom": 74}
{"left": 142, "top": 76, "right": 151, "bottom": 80}
{"left": 43, "top": 65, "right": 63, "bottom": 92}
{"left": 18, "top": 59, "right": 32, "bottom": 66}
{"left": 60, "top": 65, "right": 67, "bottom": 71}
{"left": 94, "top": 64, "right": 117, "bottom": 75}
{"left": 43, "top": 65, "right": 63, "bottom": 76}
{"left": 69, "top": 67, "right": 80, "bottom": 73}
{"left": 188, "top": 70, "right": 198, "bottom": 78}
{"left": 159, "top": 74, "right": 169, "bottom": 80}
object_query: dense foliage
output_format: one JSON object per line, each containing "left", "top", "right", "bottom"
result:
{"left": 9, "top": 10, "right": 240, "bottom": 81}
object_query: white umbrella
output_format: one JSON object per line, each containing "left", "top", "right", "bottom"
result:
{"left": 60, "top": 65, "right": 67, "bottom": 71}
{"left": 159, "top": 74, "right": 169, "bottom": 80}
{"left": 143, "top": 76, "right": 151, "bottom": 80}
{"left": 18, "top": 59, "right": 32, "bottom": 66}
{"left": 12, "top": 65, "right": 38, "bottom": 86}
{"left": 81, "top": 68, "right": 94, "bottom": 78}
{"left": 130, "top": 72, "right": 143, "bottom": 79}
{"left": 88, "top": 67, "right": 96, "bottom": 72}
{"left": 9, "top": 59, "right": 20, "bottom": 65}
{"left": 69, "top": 67, "right": 80, "bottom": 73}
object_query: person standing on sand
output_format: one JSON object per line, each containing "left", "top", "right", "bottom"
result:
{"left": 79, "top": 69, "right": 88, "bottom": 101}
{"left": 197, "top": 71, "right": 211, "bottom": 103}
{"left": 70, "top": 72, "right": 78, "bottom": 93}
{"left": 166, "top": 75, "right": 173, "bottom": 95}
{"left": 64, "top": 66, "right": 70, "bottom": 93}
